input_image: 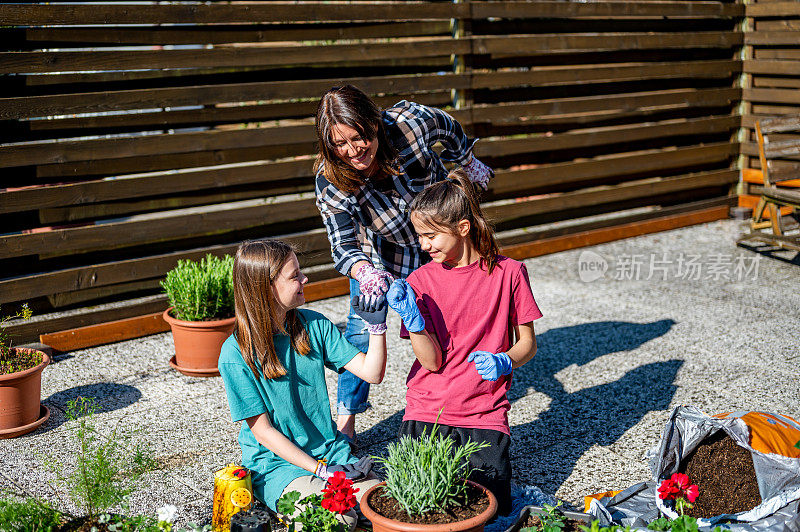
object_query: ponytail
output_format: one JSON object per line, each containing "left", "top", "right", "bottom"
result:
{"left": 409, "top": 169, "right": 500, "bottom": 274}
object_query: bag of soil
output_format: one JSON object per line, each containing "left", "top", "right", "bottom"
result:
{"left": 586, "top": 405, "right": 800, "bottom": 531}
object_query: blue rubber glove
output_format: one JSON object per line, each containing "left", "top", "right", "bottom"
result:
{"left": 386, "top": 279, "right": 425, "bottom": 333}
{"left": 351, "top": 294, "right": 387, "bottom": 334}
{"left": 467, "top": 351, "right": 513, "bottom": 381}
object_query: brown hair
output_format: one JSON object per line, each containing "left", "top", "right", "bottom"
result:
{"left": 314, "top": 84, "right": 399, "bottom": 194}
{"left": 409, "top": 169, "right": 500, "bottom": 274}
{"left": 233, "top": 240, "right": 310, "bottom": 379}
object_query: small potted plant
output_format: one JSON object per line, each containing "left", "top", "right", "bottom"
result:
{"left": 0, "top": 304, "right": 50, "bottom": 439}
{"left": 360, "top": 424, "right": 498, "bottom": 532}
{"left": 161, "top": 254, "right": 235, "bottom": 377}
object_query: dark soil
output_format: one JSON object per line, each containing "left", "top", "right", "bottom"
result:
{"left": 520, "top": 513, "right": 587, "bottom": 531}
{"left": 58, "top": 514, "right": 124, "bottom": 532}
{"left": 0, "top": 347, "right": 43, "bottom": 374}
{"left": 367, "top": 483, "right": 490, "bottom": 525}
{"left": 678, "top": 430, "right": 762, "bottom": 518}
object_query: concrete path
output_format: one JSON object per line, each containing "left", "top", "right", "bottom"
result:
{"left": 2, "top": 219, "right": 798, "bottom": 527}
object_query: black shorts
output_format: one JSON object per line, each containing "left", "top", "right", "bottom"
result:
{"left": 398, "top": 419, "right": 512, "bottom": 516}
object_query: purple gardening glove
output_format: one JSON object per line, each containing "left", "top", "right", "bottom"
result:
{"left": 462, "top": 155, "right": 493, "bottom": 190}
{"left": 354, "top": 263, "right": 394, "bottom": 296}
{"left": 467, "top": 350, "right": 513, "bottom": 381}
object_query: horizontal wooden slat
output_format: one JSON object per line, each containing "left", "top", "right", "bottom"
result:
{"left": 474, "top": 60, "right": 740, "bottom": 89}
{"left": 472, "top": 1, "right": 742, "bottom": 19}
{"left": 0, "top": 195, "right": 319, "bottom": 260}
{"left": 477, "top": 115, "right": 739, "bottom": 158}
{"left": 745, "top": 30, "right": 800, "bottom": 45}
{"left": 765, "top": 139, "right": 800, "bottom": 158}
{"left": 0, "top": 3, "right": 467, "bottom": 25}
{"left": 0, "top": 72, "right": 470, "bottom": 120}
{"left": 490, "top": 142, "right": 738, "bottom": 196}
{"left": 25, "top": 21, "right": 451, "bottom": 45}
{"left": 40, "top": 312, "right": 170, "bottom": 352}
{"left": 0, "top": 37, "right": 470, "bottom": 74}
{"left": 485, "top": 169, "right": 737, "bottom": 224}
{"left": 0, "top": 229, "right": 331, "bottom": 305}
{"left": 475, "top": 32, "right": 742, "bottom": 56}
{"left": 744, "top": 59, "right": 800, "bottom": 76}
{"left": 747, "top": 2, "right": 800, "bottom": 18}
{"left": 743, "top": 88, "right": 800, "bottom": 106}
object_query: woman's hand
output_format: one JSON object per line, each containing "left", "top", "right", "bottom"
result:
{"left": 386, "top": 279, "right": 425, "bottom": 333}
{"left": 463, "top": 155, "right": 493, "bottom": 190}
{"left": 354, "top": 263, "right": 394, "bottom": 296}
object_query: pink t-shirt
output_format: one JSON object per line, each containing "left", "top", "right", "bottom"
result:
{"left": 401, "top": 256, "right": 542, "bottom": 434}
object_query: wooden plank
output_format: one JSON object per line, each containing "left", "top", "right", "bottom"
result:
{"left": 472, "top": 88, "right": 740, "bottom": 125}
{"left": 473, "top": 60, "right": 740, "bottom": 90}
{"left": 754, "top": 50, "right": 800, "bottom": 61}
{"left": 40, "top": 312, "right": 170, "bottom": 352}
{"left": 1, "top": 157, "right": 314, "bottom": 214}
{"left": 477, "top": 115, "right": 740, "bottom": 159}
{"left": 743, "top": 88, "right": 800, "bottom": 106}
{"left": 747, "top": 2, "right": 800, "bottom": 17}
{"left": 0, "top": 229, "right": 331, "bottom": 305}
{"left": 25, "top": 21, "right": 451, "bottom": 45}
{"left": 472, "top": 1, "right": 742, "bottom": 19}
{"left": 0, "top": 195, "right": 320, "bottom": 260}
{"left": 485, "top": 169, "right": 736, "bottom": 224}
{"left": 745, "top": 31, "right": 800, "bottom": 45}
{"left": 489, "top": 142, "right": 738, "bottom": 196}
{"left": 0, "top": 3, "right": 467, "bottom": 25}
{"left": 744, "top": 60, "right": 800, "bottom": 76}
{"left": 0, "top": 37, "right": 470, "bottom": 74}
{"left": 475, "top": 32, "right": 742, "bottom": 56}
{"left": 501, "top": 205, "right": 730, "bottom": 261}
{"left": 0, "top": 72, "right": 470, "bottom": 120}
{"left": 752, "top": 77, "right": 800, "bottom": 89}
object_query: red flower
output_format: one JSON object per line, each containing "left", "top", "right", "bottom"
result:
{"left": 658, "top": 478, "right": 680, "bottom": 500}
{"left": 321, "top": 471, "right": 359, "bottom": 514}
{"left": 685, "top": 484, "right": 699, "bottom": 503}
{"left": 672, "top": 473, "right": 691, "bottom": 491}
{"left": 233, "top": 468, "right": 247, "bottom": 479}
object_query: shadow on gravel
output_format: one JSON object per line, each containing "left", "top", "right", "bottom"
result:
{"left": 509, "top": 320, "right": 681, "bottom": 495}
{"left": 40, "top": 383, "right": 143, "bottom": 431}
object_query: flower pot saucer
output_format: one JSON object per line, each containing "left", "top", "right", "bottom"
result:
{"left": 169, "top": 355, "right": 220, "bottom": 377}
{"left": 0, "top": 405, "right": 50, "bottom": 439}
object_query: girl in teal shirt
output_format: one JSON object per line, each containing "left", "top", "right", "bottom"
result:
{"left": 219, "top": 240, "right": 387, "bottom": 528}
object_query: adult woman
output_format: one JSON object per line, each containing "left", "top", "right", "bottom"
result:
{"left": 314, "top": 85, "right": 494, "bottom": 442}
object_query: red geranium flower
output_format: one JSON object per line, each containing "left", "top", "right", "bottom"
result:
{"left": 658, "top": 473, "right": 699, "bottom": 516}
{"left": 321, "top": 471, "right": 359, "bottom": 514}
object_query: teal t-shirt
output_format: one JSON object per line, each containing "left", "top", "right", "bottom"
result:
{"left": 218, "top": 308, "right": 360, "bottom": 510}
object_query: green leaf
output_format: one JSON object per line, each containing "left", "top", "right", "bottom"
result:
{"left": 277, "top": 491, "right": 302, "bottom": 515}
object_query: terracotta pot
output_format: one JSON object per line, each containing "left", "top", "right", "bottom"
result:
{"left": 360, "top": 480, "right": 498, "bottom": 532}
{"left": 0, "top": 348, "right": 50, "bottom": 438}
{"left": 163, "top": 308, "right": 234, "bottom": 377}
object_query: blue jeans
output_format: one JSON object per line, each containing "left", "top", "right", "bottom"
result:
{"left": 336, "top": 279, "right": 371, "bottom": 415}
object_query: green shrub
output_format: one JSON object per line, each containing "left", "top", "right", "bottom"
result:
{"left": 373, "top": 424, "right": 489, "bottom": 517}
{"left": 0, "top": 304, "right": 38, "bottom": 375}
{"left": 161, "top": 254, "right": 234, "bottom": 321}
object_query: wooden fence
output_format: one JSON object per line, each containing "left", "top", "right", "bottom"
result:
{"left": 1, "top": 1, "right": 745, "bottom": 345}
{"left": 740, "top": 0, "right": 800, "bottom": 209}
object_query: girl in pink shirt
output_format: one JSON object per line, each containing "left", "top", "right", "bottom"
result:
{"left": 386, "top": 170, "right": 542, "bottom": 515}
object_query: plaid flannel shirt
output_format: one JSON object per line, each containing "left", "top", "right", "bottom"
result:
{"left": 315, "top": 100, "right": 479, "bottom": 280}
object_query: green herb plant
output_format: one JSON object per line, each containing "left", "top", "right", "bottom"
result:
{"left": 373, "top": 422, "right": 490, "bottom": 517}
{"left": 277, "top": 491, "right": 344, "bottom": 532}
{"left": 647, "top": 516, "right": 722, "bottom": 532}
{"left": 48, "top": 397, "right": 158, "bottom": 528}
{"left": 161, "top": 254, "right": 234, "bottom": 321}
{"left": 579, "top": 521, "right": 632, "bottom": 532}
{"left": 0, "top": 304, "right": 40, "bottom": 375}
{"left": 521, "top": 502, "right": 568, "bottom": 532}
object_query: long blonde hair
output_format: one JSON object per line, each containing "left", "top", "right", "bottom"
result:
{"left": 409, "top": 169, "right": 500, "bottom": 274}
{"left": 233, "top": 240, "right": 310, "bottom": 379}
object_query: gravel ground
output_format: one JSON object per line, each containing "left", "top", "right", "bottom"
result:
{"left": 1, "top": 218, "right": 798, "bottom": 527}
